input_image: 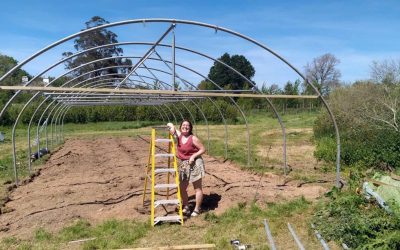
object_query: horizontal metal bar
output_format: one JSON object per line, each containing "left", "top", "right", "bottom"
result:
{"left": 67, "top": 103, "right": 169, "bottom": 106}
{"left": 1, "top": 86, "right": 319, "bottom": 99}
{"left": 62, "top": 100, "right": 179, "bottom": 104}
{"left": 49, "top": 96, "right": 198, "bottom": 100}
{"left": 52, "top": 97, "right": 194, "bottom": 101}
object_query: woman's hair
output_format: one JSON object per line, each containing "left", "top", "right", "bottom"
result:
{"left": 179, "top": 119, "right": 193, "bottom": 135}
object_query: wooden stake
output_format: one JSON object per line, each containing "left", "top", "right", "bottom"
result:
{"left": 117, "top": 243, "right": 216, "bottom": 249}
{"left": 0, "top": 86, "right": 318, "bottom": 99}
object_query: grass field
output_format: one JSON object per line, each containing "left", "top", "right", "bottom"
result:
{"left": 0, "top": 111, "right": 340, "bottom": 249}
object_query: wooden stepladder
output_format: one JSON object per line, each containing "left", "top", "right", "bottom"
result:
{"left": 142, "top": 127, "right": 184, "bottom": 226}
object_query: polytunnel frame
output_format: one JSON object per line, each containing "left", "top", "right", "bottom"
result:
{"left": 24, "top": 50, "right": 230, "bottom": 162}
{"left": 27, "top": 57, "right": 226, "bottom": 161}
{"left": 54, "top": 54, "right": 251, "bottom": 167}
{"left": 55, "top": 40, "right": 286, "bottom": 171}
{"left": 57, "top": 53, "right": 251, "bottom": 166}
{"left": 14, "top": 50, "right": 242, "bottom": 185}
{"left": 0, "top": 18, "right": 341, "bottom": 188}
{"left": 37, "top": 50, "right": 299, "bottom": 176}
{"left": 3, "top": 32, "right": 275, "bottom": 180}
{"left": 13, "top": 70, "right": 213, "bottom": 185}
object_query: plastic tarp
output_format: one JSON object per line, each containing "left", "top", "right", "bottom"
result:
{"left": 363, "top": 174, "right": 400, "bottom": 211}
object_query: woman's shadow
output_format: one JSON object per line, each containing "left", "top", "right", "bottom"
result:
{"left": 188, "top": 192, "right": 221, "bottom": 212}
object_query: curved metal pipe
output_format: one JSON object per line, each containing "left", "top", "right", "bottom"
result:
{"left": 27, "top": 97, "right": 51, "bottom": 172}
{"left": 46, "top": 102, "right": 63, "bottom": 149}
{"left": 0, "top": 19, "right": 340, "bottom": 184}
{"left": 56, "top": 105, "right": 71, "bottom": 143}
{"left": 58, "top": 63, "right": 223, "bottom": 156}
{"left": 184, "top": 100, "right": 210, "bottom": 152}
{"left": 36, "top": 101, "right": 57, "bottom": 156}
{"left": 63, "top": 62, "right": 227, "bottom": 158}
{"left": 54, "top": 105, "right": 69, "bottom": 144}
{"left": 49, "top": 56, "right": 233, "bottom": 159}
{"left": 8, "top": 54, "right": 237, "bottom": 186}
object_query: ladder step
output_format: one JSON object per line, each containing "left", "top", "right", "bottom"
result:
{"left": 154, "top": 199, "right": 180, "bottom": 207}
{"left": 155, "top": 184, "right": 178, "bottom": 189}
{"left": 155, "top": 138, "right": 172, "bottom": 143}
{"left": 155, "top": 168, "right": 176, "bottom": 174}
{"left": 154, "top": 215, "right": 182, "bottom": 223}
{"left": 155, "top": 153, "right": 174, "bottom": 158}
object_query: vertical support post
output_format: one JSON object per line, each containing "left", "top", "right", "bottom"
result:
{"left": 11, "top": 92, "right": 41, "bottom": 186}
{"left": 263, "top": 219, "right": 277, "bottom": 250}
{"left": 311, "top": 224, "right": 330, "bottom": 250}
{"left": 37, "top": 101, "right": 56, "bottom": 158}
{"left": 287, "top": 223, "right": 305, "bottom": 250}
{"left": 61, "top": 106, "right": 72, "bottom": 142}
{"left": 172, "top": 25, "right": 176, "bottom": 91}
{"left": 45, "top": 118, "right": 48, "bottom": 149}
{"left": 27, "top": 98, "right": 49, "bottom": 173}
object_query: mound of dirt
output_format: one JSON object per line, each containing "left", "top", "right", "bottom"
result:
{"left": 0, "top": 136, "right": 327, "bottom": 239}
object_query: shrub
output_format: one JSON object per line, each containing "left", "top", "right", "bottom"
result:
{"left": 313, "top": 190, "right": 400, "bottom": 248}
{"left": 313, "top": 83, "right": 400, "bottom": 170}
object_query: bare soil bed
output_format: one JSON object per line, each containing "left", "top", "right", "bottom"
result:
{"left": 0, "top": 136, "right": 327, "bottom": 239}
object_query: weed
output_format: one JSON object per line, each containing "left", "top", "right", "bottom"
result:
{"left": 204, "top": 212, "right": 219, "bottom": 223}
{"left": 34, "top": 228, "right": 53, "bottom": 241}
{"left": 313, "top": 190, "right": 400, "bottom": 248}
{"left": 59, "top": 220, "right": 92, "bottom": 241}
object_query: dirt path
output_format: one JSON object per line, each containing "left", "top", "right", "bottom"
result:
{"left": 0, "top": 136, "right": 327, "bottom": 239}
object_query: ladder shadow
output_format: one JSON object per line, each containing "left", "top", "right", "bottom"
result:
{"left": 188, "top": 193, "right": 222, "bottom": 212}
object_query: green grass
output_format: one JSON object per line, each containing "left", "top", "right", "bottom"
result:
{"left": 199, "top": 111, "right": 329, "bottom": 177}
{"left": 0, "top": 110, "right": 337, "bottom": 249}
{"left": 0, "top": 219, "right": 151, "bottom": 249}
{"left": 0, "top": 198, "right": 324, "bottom": 249}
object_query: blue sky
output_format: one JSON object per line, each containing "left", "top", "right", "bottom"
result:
{"left": 1, "top": 0, "right": 399, "bottom": 88}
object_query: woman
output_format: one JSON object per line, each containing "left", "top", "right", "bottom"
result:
{"left": 167, "top": 120, "right": 205, "bottom": 217}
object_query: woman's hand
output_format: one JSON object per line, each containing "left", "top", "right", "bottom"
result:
{"left": 189, "top": 155, "right": 196, "bottom": 165}
{"left": 167, "top": 123, "right": 175, "bottom": 134}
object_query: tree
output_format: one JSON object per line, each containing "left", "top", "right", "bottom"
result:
{"left": 62, "top": 16, "right": 132, "bottom": 80}
{"left": 204, "top": 53, "right": 255, "bottom": 90}
{"left": 0, "top": 53, "right": 31, "bottom": 105}
{"left": 370, "top": 59, "right": 400, "bottom": 85}
{"left": 304, "top": 53, "right": 341, "bottom": 96}
{"left": 314, "top": 81, "right": 400, "bottom": 168}
{"left": 283, "top": 79, "right": 301, "bottom": 108}
{"left": 365, "top": 84, "right": 400, "bottom": 132}
{"left": 261, "top": 82, "right": 282, "bottom": 94}
{"left": 367, "top": 59, "right": 400, "bottom": 133}
{"left": 198, "top": 80, "right": 214, "bottom": 90}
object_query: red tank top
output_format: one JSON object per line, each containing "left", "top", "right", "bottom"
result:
{"left": 177, "top": 135, "right": 199, "bottom": 160}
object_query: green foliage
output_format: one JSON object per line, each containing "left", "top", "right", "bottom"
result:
{"left": 81, "top": 219, "right": 149, "bottom": 249}
{"left": 314, "top": 82, "right": 400, "bottom": 169}
{"left": 314, "top": 136, "right": 336, "bottom": 162}
{"left": 206, "top": 53, "right": 255, "bottom": 90}
{"left": 0, "top": 99, "right": 240, "bottom": 126}
{"left": 265, "top": 196, "right": 310, "bottom": 218}
{"left": 203, "top": 198, "right": 311, "bottom": 249}
{"left": 198, "top": 80, "right": 215, "bottom": 90}
{"left": 0, "top": 219, "right": 151, "bottom": 249}
{"left": 0, "top": 53, "right": 31, "bottom": 87}
{"left": 313, "top": 190, "right": 400, "bottom": 249}
{"left": 59, "top": 220, "right": 92, "bottom": 241}
{"left": 62, "top": 16, "right": 132, "bottom": 78}
{"left": 0, "top": 53, "right": 32, "bottom": 126}
{"left": 35, "top": 228, "right": 53, "bottom": 241}
{"left": 198, "top": 99, "right": 238, "bottom": 123}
